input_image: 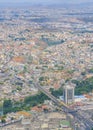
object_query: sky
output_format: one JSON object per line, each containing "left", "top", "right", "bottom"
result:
{"left": 0, "top": 0, "right": 93, "bottom": 7}
{"left": 0, "top": 0, "right": 93, "bottom": 4}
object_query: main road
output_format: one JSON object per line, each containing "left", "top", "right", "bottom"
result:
{"left": 34, "top": 82, "right": 93, "bottom": 130}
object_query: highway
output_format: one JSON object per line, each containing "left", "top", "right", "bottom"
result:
{"left": 34, "top": 82, "right": 93, "bottom": 130}
{"left": 34, "top": 82, "right": 68, "bottom": 109}
{"left": 72, "top": 110, "right": 93, "bottom": 130}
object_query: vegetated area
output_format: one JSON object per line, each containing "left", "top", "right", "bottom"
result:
{"left": 49, "top": 87, "right": 63, "bottom": 98}
{"left": 72, "top": 76, "right": 93, "bottom": 95}
{"left": 41, "top": 37, "right": 65, "bottom": 46}
{"left": 3, "top": 92, "right": 50, "bottom": 114}
{"left": 50, "top": 76, "right": 93, "bottom": 96}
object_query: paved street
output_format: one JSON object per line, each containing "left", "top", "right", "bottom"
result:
{"left": 34, "top": 82, "right": 93, "bottom": 130}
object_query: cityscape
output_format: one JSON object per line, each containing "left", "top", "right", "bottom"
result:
{"left": 0, "top": 0, "right": 93, "bottom": 130}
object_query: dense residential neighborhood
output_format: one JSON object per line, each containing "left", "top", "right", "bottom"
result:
{"left": 0, "top": 3, "right": 93, "bottom": 130}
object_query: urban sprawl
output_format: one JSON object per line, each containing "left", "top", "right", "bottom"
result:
{"left": 0, "top": 6, "right": 93, "bottom": 130}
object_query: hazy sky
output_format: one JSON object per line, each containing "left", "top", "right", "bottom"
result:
{"left": 0, "top": 0, "right": 93, "bottom": 3}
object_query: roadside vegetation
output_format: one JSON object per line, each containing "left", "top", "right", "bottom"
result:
{"left": 3, "top": 92, "right": 49, "bottom": 114}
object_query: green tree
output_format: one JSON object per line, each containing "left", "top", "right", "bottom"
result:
{"left": 39, "top": 77, "right": 44, "bottom": 81}
{"left": 50, "top": 88, "right": 63, "bottom": 97}
{"left": 72, "top": 76, "right": 93, "bottom": 95}
{"left": 17, "top": 86, "right": 22, "bottom": 91}
{"left": 3, "top": 99, "right": 13, "bottom": 114}
{"left": 1, "top": 118, "right": 6, "bottom": 123}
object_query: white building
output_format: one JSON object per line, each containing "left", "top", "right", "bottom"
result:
{"left": 63, "top": 83, "right": 75, "bottom": 104}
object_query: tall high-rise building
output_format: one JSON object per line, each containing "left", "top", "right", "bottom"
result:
{"left": 0, "top": 101, "right": 3, "bottom": 116}
{"left": 63, "top": 83, "right": 75, "bottom": 104}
